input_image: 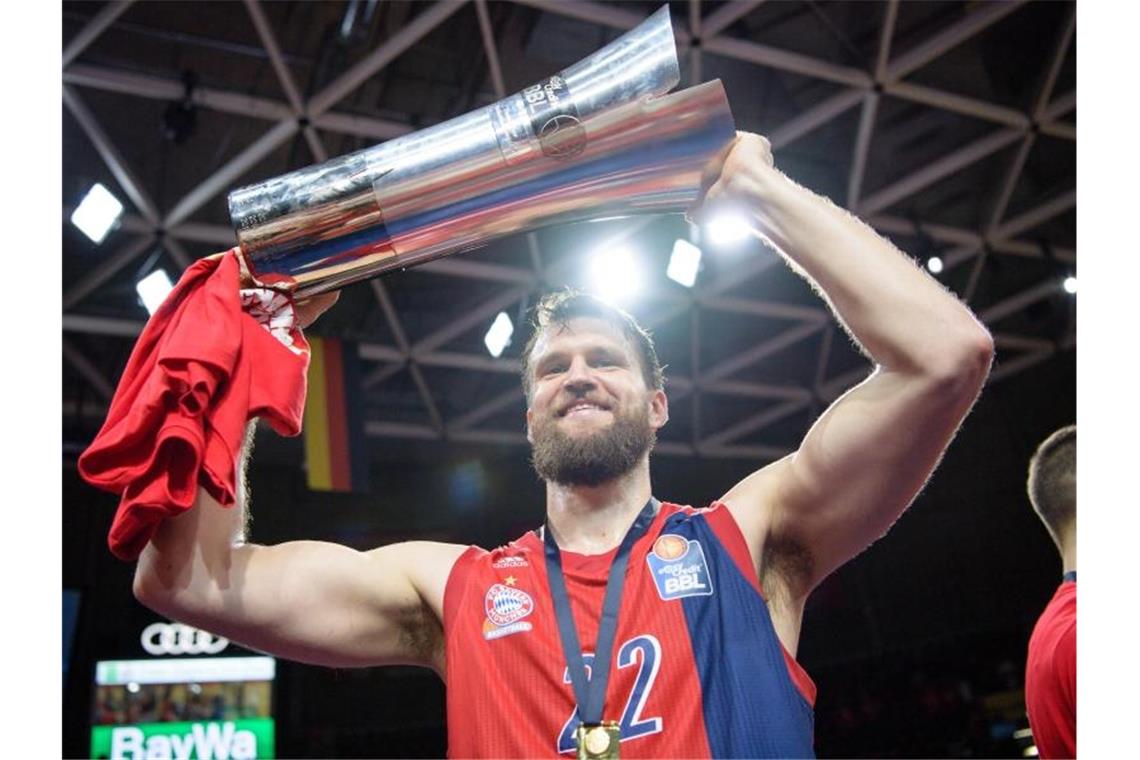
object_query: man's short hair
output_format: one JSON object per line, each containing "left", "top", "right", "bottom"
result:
{"left": 519, "top": 289, "right": 665, "bottom": 402}
{"left": 1027, "top": 425, "right": 1076, "bottom": 544}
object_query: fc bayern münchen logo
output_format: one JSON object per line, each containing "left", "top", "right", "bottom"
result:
{"left": 484, "top": 583, "right": 535, "bottom": 627}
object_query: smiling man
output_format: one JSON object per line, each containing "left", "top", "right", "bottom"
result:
{"left": 133, "top": 132, "right": 994, "bottom": 758}
{"left": 525, "top": 301, "right": 666, "bottom": 492}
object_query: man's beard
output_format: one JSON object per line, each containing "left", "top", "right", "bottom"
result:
{"left": 530, "top": 404, "right": 656, "bottom": 487}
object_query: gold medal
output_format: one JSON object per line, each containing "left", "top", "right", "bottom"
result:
{"left": 575, "top": 721, "right": 620, "bottom": 759}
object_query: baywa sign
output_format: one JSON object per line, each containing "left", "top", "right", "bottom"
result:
{"left": 92, "top": 719, "right": 273, "bottom": 760}
{"left": 141, "top": 623, "right": 229, "bottom": 656}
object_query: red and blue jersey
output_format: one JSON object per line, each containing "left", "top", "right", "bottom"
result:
{"left": 443, "top": 501, "right": 816, "bottom": 757}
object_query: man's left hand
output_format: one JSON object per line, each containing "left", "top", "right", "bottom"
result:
{"left": 688, "top": 131, "right": 777, "bottom": 224}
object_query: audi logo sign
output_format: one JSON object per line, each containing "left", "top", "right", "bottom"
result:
{"left": 141, "top": 623, "right": 229, "bottom": 656}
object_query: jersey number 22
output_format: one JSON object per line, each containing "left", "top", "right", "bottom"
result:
{"left": 556, "top": 634, "right": 664, "bottom": 754}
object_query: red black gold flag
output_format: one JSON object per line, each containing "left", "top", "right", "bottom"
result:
{"left": 303, "top": 337, "right": 369, "bottom": 492}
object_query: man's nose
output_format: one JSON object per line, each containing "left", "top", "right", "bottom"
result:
{"left": 562, "top": 356, "right": 597, "bottom": 391}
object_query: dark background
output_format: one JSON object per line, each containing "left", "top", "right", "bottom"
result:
{"left": 63, "top": 1, "right": 1076, "bottom": 757}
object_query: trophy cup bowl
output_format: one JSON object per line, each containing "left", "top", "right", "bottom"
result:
{"left": 227, "top": 6, "right": 736, "bottom": 297}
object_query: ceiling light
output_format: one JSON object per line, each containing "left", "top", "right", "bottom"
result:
{"left": 1062, "top": 276, "right": 1076, "bottom": 294}
{"left": 703, "top": 209, "right": 752, "bottom": 247}
{"left": 136, "top": 269, "right": 174, "bottom": 316}
{"left": 589, "top": 245, "right": 642, "bottom": 303}
{"left": 667, "top": 239, "right": 702, "bottom": 287}
{"left": 71, "top": 183, "right": 123, "bottom": 244}
{"left": 926, "top": 256, "right": 944, "bottom": 274}
{"left": 483, "top": 311, "right": 514, "bottom": 358}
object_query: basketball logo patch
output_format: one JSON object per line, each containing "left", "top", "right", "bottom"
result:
{"left": 646, "top": 534, "right": 714, "bottom": 600}
{"left": 483, "top": 583, "right": 535, "bottom": 640}
{"left": 652, "top": 534, "right": 688, "bottom": 560}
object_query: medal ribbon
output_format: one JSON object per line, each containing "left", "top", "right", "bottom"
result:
{"left": 544, "top": 497, "right": 659, "bottom": 726}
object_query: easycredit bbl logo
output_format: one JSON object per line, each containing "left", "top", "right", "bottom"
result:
{"left": 91, "top": 718, "right": 274, "bottom": 760}
{"left": 646, "top": 534, "right": 714, "bottom": 600}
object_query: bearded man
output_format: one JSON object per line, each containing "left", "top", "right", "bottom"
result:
{"left": 133, "top": 132, "right": 994, "bottom": 758}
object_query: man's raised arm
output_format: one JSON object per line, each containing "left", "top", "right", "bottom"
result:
{"left": 133, "top": 289, "right": 468, "bottom": 674}
{"left": 706, "top": 133, "right": 994, "bottom": 602}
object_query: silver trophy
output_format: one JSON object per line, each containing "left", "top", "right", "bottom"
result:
{"left": 227, "top": 6, "right": 736, "bottom": 297}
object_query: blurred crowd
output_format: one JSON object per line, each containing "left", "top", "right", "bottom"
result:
{"left": 813, "top": 632, "right": 1034, "bottom": 758}
{"left": 94, "top": 681, "right": 270, "bottom": 726}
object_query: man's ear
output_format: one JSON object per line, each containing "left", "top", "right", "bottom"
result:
{"left": 525, "top": 407, "right": 534, "bottom": 444}
{"left": 649, "top": 389, "right": 669, "bottom": 430}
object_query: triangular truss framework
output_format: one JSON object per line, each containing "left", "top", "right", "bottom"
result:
{"left": 62, "top": 0, "right": 1076, "bottom": 462}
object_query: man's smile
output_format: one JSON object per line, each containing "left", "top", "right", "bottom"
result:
{"left": 558, "top": 400, "right": 611, "bottom": 418}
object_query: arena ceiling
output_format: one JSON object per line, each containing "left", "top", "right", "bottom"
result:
{"left": 61, "top": 0, "right": 1076, "bottom": 464}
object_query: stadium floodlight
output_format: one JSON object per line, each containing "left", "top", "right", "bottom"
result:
{"left": 926, "top": 256, "right": 944, "bottom": 274}
{"left": 136, "top": 269, "right": 174, "bottom": 316}
{"left": 589, "top": 245, "right": 642, "bottom": 303}
{"left": 71, "top": 183, "right": 124, "bottom": 244}
{"left": 483, "top": 311, "right": 514, "bottom": 358}
{"left": 667, "top": 239, "right": 702, "bottom": 287}
{"left": 703, "top": 208, "right": 752, "bottom": 247}
{"left": 1062, "top": 276, "right": 1077, "bottom": 294}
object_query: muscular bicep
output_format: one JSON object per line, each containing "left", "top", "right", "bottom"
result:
{"left": 724, "top": 363, "right": 986, "bottom": 596}
{"left": 220, "top": 540, "right": 452, "bottom": 670}
{"left": 138, "top": 507, "right": 466, "bottom": 672}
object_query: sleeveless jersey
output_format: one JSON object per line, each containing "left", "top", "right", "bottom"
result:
{"left": 443, "top": 501, "right": 816, "bottom": 758}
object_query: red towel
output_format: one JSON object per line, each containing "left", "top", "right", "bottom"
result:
{"left": 78, "top": 250, "right": 310, "bottom": 560}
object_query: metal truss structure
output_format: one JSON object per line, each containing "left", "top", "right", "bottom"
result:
{"left": 62, "top": 0, "right": 1076, "bottom": 464}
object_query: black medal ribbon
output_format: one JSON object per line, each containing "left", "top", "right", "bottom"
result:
{"left": 544, "top": 497, "right": 659, "bottom": 728}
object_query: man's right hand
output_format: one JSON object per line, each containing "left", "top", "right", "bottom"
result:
{"left": 212, "top": 247, "right": 340, "bottom": 329}
{"left": 295, "top": 290, "right": 340, "bottom": 329}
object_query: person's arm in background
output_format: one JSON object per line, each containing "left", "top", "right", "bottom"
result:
{"left": 133, "top": 291, "right": 468, "bottom": 674}
{"left": 700, "top": 133, "right": 994, "bottom": 649}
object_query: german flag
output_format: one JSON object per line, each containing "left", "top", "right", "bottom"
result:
{"left": 303, "top": 337, "right": 369, "bottom": 492}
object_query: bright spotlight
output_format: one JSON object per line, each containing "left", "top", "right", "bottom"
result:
{"left": 136, "top": 269, "right": 174, "bottom": 316}
{"left": 483, "top": 311, "right": 514, "bottom": 358}
{"left": 704, "top": 209, "right": 752, "bottom": 247}
{"left": 71, "top": 183, "right": 124, "bottom": 244}
{"left": 926, "top": 256, "right": 944, "bottom": 274}
{"left": 1062, "top": 276, "right": 1077, "bottom": 294}
{"left": 589, "top": 245, "right": 642, "bottom": 302}
{"left": 667, "top": 239, "right": 702, "bottom": 287}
